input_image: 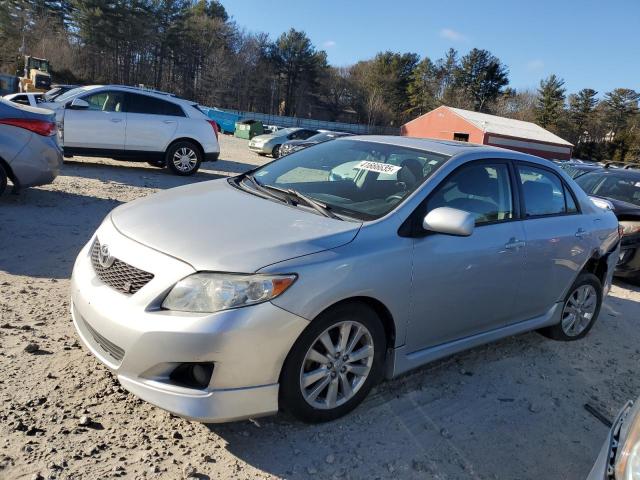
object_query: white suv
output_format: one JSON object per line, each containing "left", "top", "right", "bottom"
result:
{"left": 42, "top": 85, "right": 220, "bottom": 175}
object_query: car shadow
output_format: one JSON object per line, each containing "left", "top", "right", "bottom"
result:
{"left": 62, "top": 157, "right": 257, "bottom": 187}
{"left": 0, "top": 187, "right": 123, "bottom": 279}
{"left": 204, "top": 292, "right": 640, "bottom": 479}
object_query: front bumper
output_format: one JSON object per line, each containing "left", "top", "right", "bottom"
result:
{"left": 70, "top": 218, "right": 309, "bottom": 422}
{"left": 248, "top": 142, "right": 271, "bottom": 154}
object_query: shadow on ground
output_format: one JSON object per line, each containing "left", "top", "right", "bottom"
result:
{"left": 206, "top": 291, "right": 640, "bottom": 479}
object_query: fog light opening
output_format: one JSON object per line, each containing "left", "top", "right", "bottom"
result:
{"left": 169, "top": 363, "right": 214, "bottom": 389}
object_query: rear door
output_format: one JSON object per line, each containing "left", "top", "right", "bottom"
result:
{"left": 514, "top": 162, "right": 591, "bottom": 320}
{"left": 124, "top": 93, "right": 182, "bottom": 152}
{"left": 62, "top": 90, "right": 126, "bottom": 150}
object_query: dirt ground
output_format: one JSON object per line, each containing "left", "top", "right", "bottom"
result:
{"left": 1, "top": 134, "right": 640, "bottom": 480}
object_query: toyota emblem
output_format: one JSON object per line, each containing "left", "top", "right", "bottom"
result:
{"left": 98, "top": 243, "right": 115, "bottom": 268}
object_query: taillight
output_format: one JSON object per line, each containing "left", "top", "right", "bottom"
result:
{"left": 207, "top": 120, "right": 219, "bottom": 140}
{"left": 0, "top": 118, "right": 57, "bottom": 136}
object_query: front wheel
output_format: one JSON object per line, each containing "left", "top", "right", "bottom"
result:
{"left": 272, "top": 144, "right": 281, "bottom": 158}
{"left": 540, "top": 273, "right": 603, "bottom": 341}
{"left": 166, "top": 141, "right": 202, "bottom": 176}
{"left": 280, "top": 302, "right": 386, "bottom": 423}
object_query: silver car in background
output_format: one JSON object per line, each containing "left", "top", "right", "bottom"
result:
{"left": 0, "top": 98, "right": 62, "bottom": 195}
{"left": 71, "top": 137, "right": 620, "bottom": 423}
{"left": 248, "top": 127, "right": 319, "bottom": 157}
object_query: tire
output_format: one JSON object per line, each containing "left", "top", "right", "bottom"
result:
{"left": 540, "top": 273, "right": 603, "bottom": 341}
{"left": 272, "top": 144, "right": 281, "bottom": 158}
{"left": 280, "top": 302, "right": 386, "bottom": 423}
{"left": 166, "top": 141, "right": 202, "bottom": 176}
{"left": 147, "top": 160, "right": 165, "bottom": 168}
{"left": 0, "top": 163, "right": 7, "bottom": 196}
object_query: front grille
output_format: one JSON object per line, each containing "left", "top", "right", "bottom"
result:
{"left": 83, "top": 316, "right": 125, "bottom": 363}
{"left": 91, "top": 240, "right": 154, "bottom": 295}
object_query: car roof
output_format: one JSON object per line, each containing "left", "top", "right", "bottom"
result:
{"left": 69, "top": 85, "right": 194, "bottom": 106}
{"left": 342, "top": 135, "right": 542, "bottom": 159}
{"left": 580, "top": 167, "right": 640, "bottom": 179}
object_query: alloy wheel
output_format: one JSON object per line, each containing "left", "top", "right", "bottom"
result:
{"left": 299, "top": 321, "right": 374, "bottom": 410}
{"left": 172, "top": 147, "right": 197, "bottom": 172}
{"left": 561, "top": 284, "right": 597, "bottom": 337}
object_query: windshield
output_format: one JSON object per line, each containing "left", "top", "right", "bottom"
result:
{"left": 54, "top": 86, "right": 91, "bottom": 103}
{"left": 576, "top": 173, "right": 640, "bottom": 206}
{"left": 250, "top": 139, "right": 449, "bottom": 220}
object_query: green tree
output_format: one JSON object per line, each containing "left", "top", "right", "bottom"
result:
{"left": 603, "top": 88, "right": 640, "bottom": 161}
{"left": 454, "top": 48, "right": 508, "bottom": 112}
{"left": 536, "top": 74, "right": 566, "bottom": 131}
{"left": 407, "top": 57, "right": 439, "bottom": 115}
{"left": 270, "top": 28, "right": 327, "bottom": 116}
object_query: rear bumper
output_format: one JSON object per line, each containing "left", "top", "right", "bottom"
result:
{"left": 615, "top": 236, "right": 640, "bottom": 279}
{"left": 204, "top": 152, "right": 219, "bottom": 162}
{"left": 9, "top": 134, "right": 62, "bottom": 188}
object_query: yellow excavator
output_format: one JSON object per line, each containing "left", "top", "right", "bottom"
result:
{"left": 19, "top": 55, "right": 52, "bottom": 93}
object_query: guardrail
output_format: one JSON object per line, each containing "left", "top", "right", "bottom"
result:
{"left": 202, "top": 106, "right": 399, "bottom": 136}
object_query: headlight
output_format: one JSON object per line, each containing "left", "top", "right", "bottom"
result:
{"left": 162, "top": 273, "right": 296, "bottom": 313}
{"left": 616, "top": 401, "right": 640, "bottom": 479}
{"left": 619, "top": 221, "right": 640, "bottom": 237}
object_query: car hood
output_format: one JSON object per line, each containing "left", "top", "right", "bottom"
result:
{"left": 110, "top": 179, "right": 361, "bottom": 272}
{"left": 251, "top": 134, "right": 278, "bottom": 143}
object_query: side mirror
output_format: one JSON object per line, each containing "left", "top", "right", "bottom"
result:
{"left": 423, "top": 207, "right": 475, "bottom": 236}
{"left": 69, "top": 98, "right": 89, "bottom": 110}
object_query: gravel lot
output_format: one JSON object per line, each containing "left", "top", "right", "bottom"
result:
{"left": 1, "top": 134, "right": 640, "bottom": 480}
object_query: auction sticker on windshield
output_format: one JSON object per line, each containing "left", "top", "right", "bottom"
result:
{"left": 356, "top": 161, "right": 401, "bottom": 174}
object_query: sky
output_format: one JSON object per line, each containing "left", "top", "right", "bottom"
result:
{"left": 219, "top": 0, "right": 639, "bottom": 96}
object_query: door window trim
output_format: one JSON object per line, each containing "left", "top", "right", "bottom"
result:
{"left": 399, "top": 158, "right": 521, "bottom": 237}
{"left": 514, "top": 161, "right": 582, "bottom": 220}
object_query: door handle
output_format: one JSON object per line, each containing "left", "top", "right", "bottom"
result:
{"left": 163, "top": 120, "right": 176, "bottom": 124}
{"left": 110, "top": 118, "right": 123, "bottom": 123}
{"left": 575, "top": 228, "right": 590, "bottom": 238}
{"left": 504, "top": 239, "right": 526, "bottom": 250}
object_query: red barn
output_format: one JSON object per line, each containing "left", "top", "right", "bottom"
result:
{"left": 401, "top": 106, "right": 573, "bottom": 160}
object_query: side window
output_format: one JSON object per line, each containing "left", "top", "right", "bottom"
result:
{"left": 518, "top": 165, "right": 571, "bottom": 217}
{"left": 12, "top": 95, "right": 29, "bottom": 105}
{"left": 126, "top": 93, "right": 185, "bottom": 116}
{"left": 427, "top": 163, "right": 514, "bottom": 225}
{"left": 565, "top": 185, "right": 578, "bottom": 213}
{"left": 83, "top": 91, "right": 125, "bottom": 112}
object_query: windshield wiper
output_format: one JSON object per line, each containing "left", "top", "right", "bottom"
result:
{"left": 242, "top": 174, "right": 341, "bottom": 220}
{"left": 243, "top": 174, "right": 291, "bottom": 203}
{"left": 283, "top": 188, "right": 342, "bottom": 220}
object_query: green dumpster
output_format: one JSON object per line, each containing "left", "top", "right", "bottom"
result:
{"left": 234, "top": 119, "right": 264, "bottom": 140}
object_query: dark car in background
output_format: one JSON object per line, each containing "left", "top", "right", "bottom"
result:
{"left": 576, "top": 168, "right": 640, "bottom": 281}
{"left": 279, "top": 131, "right": 353, "bottom": 156}
{"left": 557, "top": 160, "right": 603, "bottom": 179}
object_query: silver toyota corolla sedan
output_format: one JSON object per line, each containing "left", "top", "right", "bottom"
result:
{"left": 71, "top": 137, "right": 620, "bottom": 423}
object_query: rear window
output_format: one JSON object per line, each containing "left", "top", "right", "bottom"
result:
{"left": 577, "top": 173, "right": 640, "bottom": 206}
{"left": 126, "top": 93, "right": 185, "bottom": 117}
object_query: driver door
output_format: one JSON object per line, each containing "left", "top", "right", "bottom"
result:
{"left": 62, "top": 90, "right": 126, "bottom": 151}
{"left": 406, "top": 160, "right": 527, "bottom": 352}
